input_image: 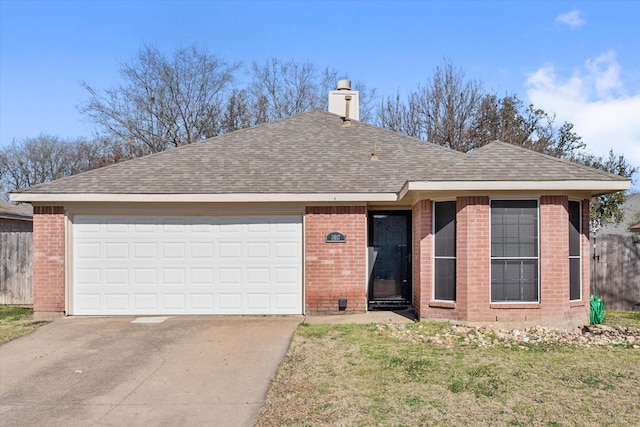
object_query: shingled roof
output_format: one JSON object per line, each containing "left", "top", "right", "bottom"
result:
{"left": 12, "top": 110, "right": 629, "bottom": 202}
{"left": 430, "top": 142, "right": 626, "bottom": 182}
{"left": 0, "top": 200, "right": 32, "bottom": 221}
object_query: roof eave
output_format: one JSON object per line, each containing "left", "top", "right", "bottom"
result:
{"left": 0, "top": 214, "right": 33, "bottom": 222}
{"left": 399, "top": 180, "right": 630, "bottom": 199}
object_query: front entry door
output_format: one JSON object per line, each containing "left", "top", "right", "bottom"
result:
{"left": 368, "top": 211, "right": 412, "bottom": 306}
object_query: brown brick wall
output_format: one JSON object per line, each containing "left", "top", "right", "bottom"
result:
{"left": 457, "top": 196, "right": 491, "bottom": 321}
{"left": 32, "top": 206, "right": 65, "bottom": 314}
{"left": 486, "top": 196, "right": 588, "bottom": 326}
{"left": 0, "top": 218, "right": 33, "bottom": 232}
{"left": 412, "top": 195, "right": 590, "bottom": 328}
{"left": 412, "top": 200, "right": 432, "bottom": 318}
{"left": 538, "top": 196, "right": 570, "bottom": 318}
{"left": 304, "top": 206, "right": 367, "bottom": 312}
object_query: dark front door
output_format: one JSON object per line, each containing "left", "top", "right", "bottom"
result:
{"left": 368, "top": 211, "right": 412, "bottom": 306}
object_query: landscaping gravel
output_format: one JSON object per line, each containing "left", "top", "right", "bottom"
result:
{"left": 379, "top": 323, "right": 640, "bottom": 349}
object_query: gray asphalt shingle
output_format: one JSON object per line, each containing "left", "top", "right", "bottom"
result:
{"left": 431, "top": 141, "right": 627, "bottom": 182}
{"left": 14, "top": 110, "right": 627, "bottom": 196}
{"left": 0, "top": 200, "right": 33, "bottom": 220}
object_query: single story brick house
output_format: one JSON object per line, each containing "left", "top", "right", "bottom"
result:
{"left": 12, "top": 85, "right": 629, "bottom": 327}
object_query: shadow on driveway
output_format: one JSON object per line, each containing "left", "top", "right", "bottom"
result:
{"left": 0, "top": 316, "right": 300, "bottom": 427}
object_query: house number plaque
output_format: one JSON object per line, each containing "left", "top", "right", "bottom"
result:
{"left": 325, "top": 231, "right": 346, "bottom": 243}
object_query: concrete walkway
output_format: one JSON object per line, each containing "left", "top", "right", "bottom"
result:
{"left": 0, "top": 316, "right": 299, "bottom": 427}
{"left": 303, "top": 307, "right": 416, "bottom": 324}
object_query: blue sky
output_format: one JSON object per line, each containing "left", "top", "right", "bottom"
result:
{"left": 1, "top": 0, "right": 639, "bottom": 175}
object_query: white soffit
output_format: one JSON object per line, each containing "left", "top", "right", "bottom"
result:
{"left": 398, "top": 180, "right": 630, "bottom": 199}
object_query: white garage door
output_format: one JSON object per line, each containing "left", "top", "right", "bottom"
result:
{"left": 72, "top": 215, "right": 302, "bottom": 315}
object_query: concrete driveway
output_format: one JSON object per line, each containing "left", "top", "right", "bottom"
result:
{"left": 0, "top": 316, "right": 300, "bottom": 427}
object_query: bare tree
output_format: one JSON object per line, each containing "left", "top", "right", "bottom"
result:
{"left": 0, "top": 135, "right": 103, "bottom": 199}
{"left": 469, "top": 94, "right": 585, "bottom": 159}
{"left": 377, "top": 60, "right": 585, "bottom": 158}
{"left": 248, "top": 58, "right": 339, "bottom": 123}
{"left": 414, "top": 61, "right": 484, "bottom": 151}
{"left": 378, "top": 93, "right": 423, "bottom": 138}
{"left": 376, "top": 60, "right": 483, "bottom": 151}
{"left": 220, "top": 89, "right": 256, "bottom": 134}
{"left": 79, "top": 44, "right": 240, "bottom": 155}
{"left": 352, "top": 80, "right": 378, "bottom": 123}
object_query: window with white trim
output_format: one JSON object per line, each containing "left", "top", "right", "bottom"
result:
{"left": 569, "top": 201, "right": 581, "bottom": 301}
{"left": 434, "top": 201, "right": 456, "bottom": 301}
{"left": 491, "top": 200, "right": 539, "bottom": 302}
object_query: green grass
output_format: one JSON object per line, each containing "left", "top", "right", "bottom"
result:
{"left": 257, "top": 312, "right": 640, "bottom": 426}
{"left": 0, "top": 306, "right": 47, "bottom": 344}
{"left": 605, "top": 310, "right": 640, "bottom": 327}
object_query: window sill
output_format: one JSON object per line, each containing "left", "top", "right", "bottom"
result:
{"left": 429, "top": 301, "right": 456, "bottom": 309}
{"left": 570, "top": 300, "right": 586, "bottom": 307}
{"left": 490, "top": 303, "right": 540, "bottom": 310}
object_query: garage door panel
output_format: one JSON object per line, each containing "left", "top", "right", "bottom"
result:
{"left": 218, "top": 268, "right": 242, "bottom": 285}
{"left": 190, "top": 242, "right": 214, "bottom": 259}
{"left": 247, "top": 267, "right": 270, "bottom": 285}
{"left": 77, "top": 294, "right": 101, "bottom": 311}
{"left": 73, "top": 215, "right": 302, "bottom": 315}
{"left": 162, "top": 294, "right": 185, "bottom": 310}
{"left": 76, "top": 242, "right": 101, "bottom": 259}
{"left": 134, "top": 243, "right": 157, "bottom": 259}
{"left": 219, "top": 293, "right": 242, "bottom": 311}
{"left": 105, "top": 294, "right": 129, "bottom": 311}
{"left": 218, "top": 242, "right": 242, "bottom": 259}
{"left": 247, "top": 242, "right": 270, "bottom": 258}
{"left": 190, "top": 294, "right": 214, "bottom": 310}
{"left": 105, "top": 268, "right": 128, "bottom": 285}
{"left": 133, "top": 294, "right": 157, "bottom": 310}
{"left": 76, "top": 268, "right": 101, "bottom": 285}
{"left": 161, "top": 242, "right": 185, "bottom": 259}
{"left": 133, "top": 268, "right": 157, "bottom": 285}
{"left": 276, "top": 241, "right": 300, "bottom": 258}
{"left": 247, "top": 293, "right": 270, "bottom": 310}
{"left": 276, "top": 293, "right": 301, "bottom": 309}
{"left": 105, "top": 242, "right": 128, "bottom": 259}
{"left": 192, "top": 268, "right": 214, "bottom": 284}
{"left": 275, "top": 267, "right": 299, "bottom": 284}
{"left": 162, "top": 268, "right": 185, "bottom": 285}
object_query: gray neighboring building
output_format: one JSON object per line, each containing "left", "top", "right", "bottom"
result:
{"left": 0, "top": 200, "right": 33, "bottom": 232}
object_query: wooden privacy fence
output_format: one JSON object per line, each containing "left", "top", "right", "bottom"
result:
{"left": 591, "top": 234, "right": 640, "bottom": 311}
{"left": 0, "top": 232, "right": 33, "bottom": 305}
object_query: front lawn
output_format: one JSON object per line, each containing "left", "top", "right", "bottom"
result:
{"left": 0, "top": 306, "right": 47, "bottom": 345}
{"left": 257, "top": 313, "right": 640, "bottom": 426}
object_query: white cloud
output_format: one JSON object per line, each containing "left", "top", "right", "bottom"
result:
{"left": 525, "top": 51, "right": 640, "bottom": 176}
{"left": 556, "top": 9, "right": 586, "bottom": 29}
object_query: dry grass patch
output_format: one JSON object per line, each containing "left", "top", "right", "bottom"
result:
{"left": 605, "top": 310, "right": 640, "bottom": 328}
{"left": 257, "top": 316, "right": 640, "bottom": 426}
{"left": 0, "top": 306, "right": 48, "bottom": 344}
